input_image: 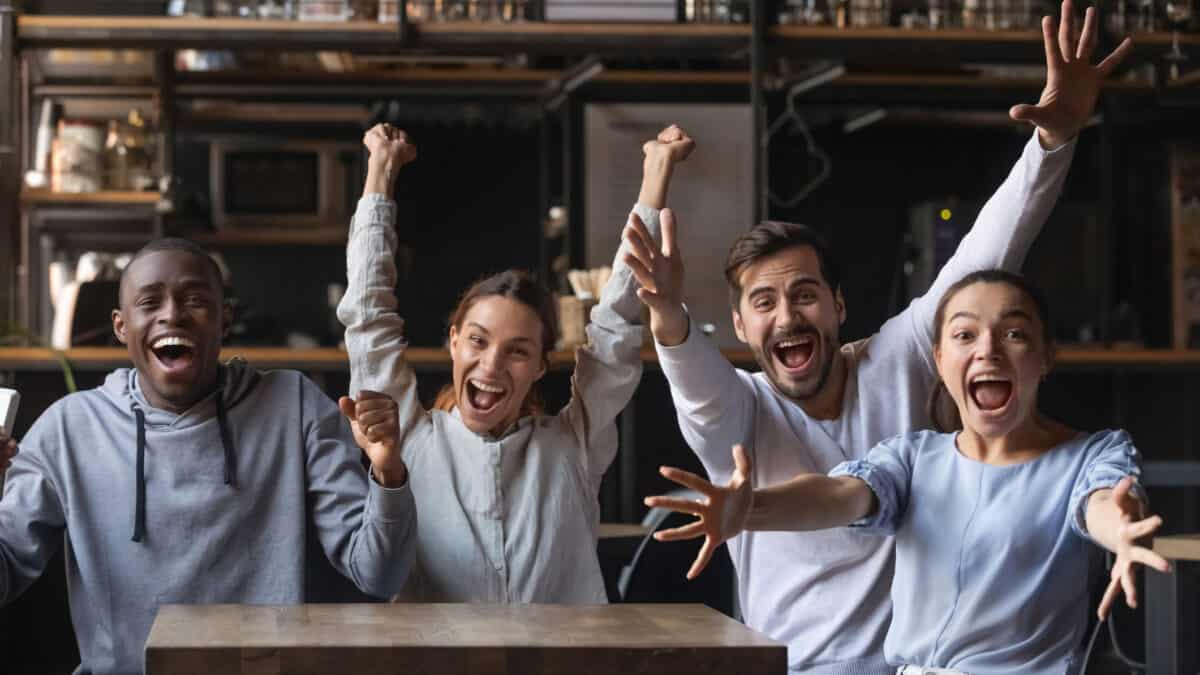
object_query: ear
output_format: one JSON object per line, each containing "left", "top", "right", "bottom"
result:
{"left": 834, "top": 287, "right": 847, "bottom": 326}
{"left": 933, "top": 342, "right": 945, "bottom": 381}
{"left": 732, "top": 308, "right": 748, "bottom": 345}
{"left": 533, "top": 357, "right": 548, "bottom": 383}
{"left": 448, "top": 324, "right": 459, "bottom": 352}
{"left": 112, "top": 308, "right": 128, "bottom": 345}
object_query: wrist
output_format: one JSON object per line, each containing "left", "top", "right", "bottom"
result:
{"left": 372, "top": 461, "right": 408, "bottom": 488}
{"left": 1037, "top": 128, "right": 1071, "bottom": 151}
{"left": 651, "top": 304, "right": 690, "bottom": 347}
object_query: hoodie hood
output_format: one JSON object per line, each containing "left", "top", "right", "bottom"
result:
{"left": 100, "top": 357, "right": 261, "bottom": 429}
{"left": 100, "top": 357, "right": 261, "bottom": 542}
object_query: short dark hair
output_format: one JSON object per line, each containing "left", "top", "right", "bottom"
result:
{"left": 120, "top": 238, "right": 225, "bottom": 301}
{"left": 724, "top": 221, "right": 841, "bottom": 309}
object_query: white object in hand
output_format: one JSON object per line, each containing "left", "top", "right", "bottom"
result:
{"left": 0, "top": 388, "right": 19, "bottom": 437}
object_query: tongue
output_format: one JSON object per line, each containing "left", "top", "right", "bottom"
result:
{"left": 779, "top": 344, "right": 811, "bottom": 369}
{"left": 156, "top": 348, "right": 194, "bottom": 372}
{"left": 474, "top": 389, "right": 501, "bottom": 411}
{"left": 973, "top": 382, "right": 1011, "bottom": 410}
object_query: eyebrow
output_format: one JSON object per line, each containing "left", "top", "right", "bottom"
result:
{"left": 747, "top": 277, "right": 821, "bottom": 297}
{"left": 948, "top": 309, "right": 1034, "bottom": 322}
{"left": 466, "top": 322, "right": 537, "bottom": 345}
{"left": 465, "top": 319, "right": 537, "bottom": 341}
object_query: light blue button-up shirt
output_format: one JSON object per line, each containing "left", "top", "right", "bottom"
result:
{"left": 831, "top": 429, "right": 1142, "bottom": 675}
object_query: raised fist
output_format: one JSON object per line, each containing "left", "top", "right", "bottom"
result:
{"left": 363, "top": 123, "right": 417, "bottom": 169}
{"left": 642, "top": 124, "right": 695, "bottom": 166}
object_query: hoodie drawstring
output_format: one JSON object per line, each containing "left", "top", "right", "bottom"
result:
{"left": 215, "top": 382, "right": 238, "bottom": 487}
{"left": 131, "top": 406, "right": 147, "bottom": 543}
{"left": 130, "top": 368, "right": 238, "bottom": 544}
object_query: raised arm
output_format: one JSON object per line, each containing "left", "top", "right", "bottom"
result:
{"left": 627, "top": 135, "right": 758, "bottom": 484}
{"left": 336, "top": 124, "right": 426, "bottom": 445}
{"left": 560, "top": 125, "right": 694, "bottom": 486}
{"left": 904, "top": 0, "right": 1132, "bottom": 363}
{"left": 304, "top": 379, "right": 416, "bottom": 599}
{"left": 644, "top": 444, "right": 875, "bottom": 579}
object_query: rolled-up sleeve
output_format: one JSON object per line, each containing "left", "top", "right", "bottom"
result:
{"left": 830, "top": 434, "right": 915, "bottom": 536}
{"left": 1069, "top": 429, "right": 1145, "bottom": 542}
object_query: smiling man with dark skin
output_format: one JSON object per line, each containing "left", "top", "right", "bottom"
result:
{"left": 0, "top": 238, "right": 417, "bottom": 675}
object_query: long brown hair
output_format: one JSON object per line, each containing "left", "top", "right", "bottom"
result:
{"left": 927, "top": 269, "right": 1054, "bottom": 432}
{"left": 432, "top": 270, "right": 559, "bottom": 417}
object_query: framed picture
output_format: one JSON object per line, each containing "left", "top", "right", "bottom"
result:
{"left": 1171, "top": 143, "right": 1200, "bottom": 349}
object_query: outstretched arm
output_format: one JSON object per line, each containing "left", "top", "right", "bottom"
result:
{"left": 643, "top": 444, "right": 875, "bottom": 579}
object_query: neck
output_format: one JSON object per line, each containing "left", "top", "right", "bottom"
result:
{"left": 796, "top": 349, "right": 847, "bottom": 421}
{"left": 138, "top": 370, "right": 219, "bottom": 415}
{"left": 956, "top": 412, "right": 1071, "bottom": 465}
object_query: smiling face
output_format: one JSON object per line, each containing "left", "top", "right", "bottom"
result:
{"left": 934, "top": 281, "right": 1053, "bottom": 440}
{"left": 732, "top": 244, "right": 846, "bottom": 401}
{"left": 112, "top": 249, "right": 230, "bottom": 413}
{"left": 449, "top": 295, "right": 547, "bottom": 437}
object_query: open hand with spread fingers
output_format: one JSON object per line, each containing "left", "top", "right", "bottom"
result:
{"left": 623, "top": 208, "right": 689, "bottom": 347}
{"left": 1010, "top": 0, "right": 1134, "bottom": 149}
{"left": 1097, "top": 476, "right": 1171, "bottom": 619}
{"left": 643, "top": 444, "right": 754, "bottom": 580}
{"left": 338, "top": 390, "right": 409, "bottom": 488}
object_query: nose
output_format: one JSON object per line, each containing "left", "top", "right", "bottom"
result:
{"left": 976, "top": 331, "right": 1002, "bottom": 361}
{"left": 157, "top": 296, "right": 186, "bottom": 326}
{"left": 479, "top": 345, "right": 504, "bottom": 374}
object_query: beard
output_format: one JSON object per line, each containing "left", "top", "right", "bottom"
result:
{"left": 755, "top": 326, "right": 838, "bottom": 401}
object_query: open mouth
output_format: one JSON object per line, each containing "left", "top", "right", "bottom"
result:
{"left": 465, "top": 378, "right": 508, "bottom": 415}
{"left": 771, "top": 334, "right": 816, "bottom": 372}
{"left": 150, "top": 335, "right": 198, "bottom": 375}
{"left": 968, "top": 375, "right": 1013, "bottom": 412}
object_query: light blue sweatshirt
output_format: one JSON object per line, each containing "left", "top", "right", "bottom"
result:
{"left": 832, "top": 429, "right": 1142, "bottom": 675}
{"left": 0, "top": 361, "right": 417, "bottom": 675}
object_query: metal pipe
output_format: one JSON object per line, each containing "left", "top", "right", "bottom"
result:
{"left": 750, "top": 0, "right": 766, "bottom": 223}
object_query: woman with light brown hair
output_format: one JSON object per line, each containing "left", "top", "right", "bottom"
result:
{"left": 337, "top": 122, "right": 693, "bottom": 602}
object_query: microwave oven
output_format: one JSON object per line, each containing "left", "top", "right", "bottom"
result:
{"left": 210, "top": 139, "right": 361, "bottom": 230}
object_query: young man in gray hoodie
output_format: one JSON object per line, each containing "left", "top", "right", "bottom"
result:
{"left": 0, "top": 238, "right": 417, "bottom": 675}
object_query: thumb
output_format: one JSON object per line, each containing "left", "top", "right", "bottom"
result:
{"left": 1111, "top": 475, "right": 1135, "bottom": 505}
{"left": 1009, "top": 103, "right": 1044, "bottom": 125}
{"left": 356, "top": 389, "right": 387, "bottom": 401}
{"left": 732, "top": 443, "right": 752, "bottom": 480}
{"left": 637, "top": 287, "right": 673, "bottom": 313}
{"left": 661, "top": 208, "right": 678, "bottom": 258}
{"left": 338, "top": 396, "right": 357, "bottom": 422}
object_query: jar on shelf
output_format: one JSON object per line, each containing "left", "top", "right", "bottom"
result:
{"left": 51, "top": 120, "right": 104, "bottom": 194}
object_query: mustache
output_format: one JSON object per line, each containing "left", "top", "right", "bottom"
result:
{"left": 767, "top": 327, "right": 818, "bottom": 349}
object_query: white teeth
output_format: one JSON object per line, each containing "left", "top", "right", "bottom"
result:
{"left": 152, "top": 336, "right": 196, "bottom": 350}
{"left": 470, "top": 379, "right": 505, "bottom": 394}
{"left": 776, "top": 336, "right": 814, "bottom": 349}
{"left": 971, "top": 374, "right": 1010, "bottom": 384}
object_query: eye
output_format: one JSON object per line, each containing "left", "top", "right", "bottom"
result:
{"left": 509, "top": 346, "right": 530, "bottom": 359}
{"left": 469, "top": 335, "right": 485, "bottom": 348}
{"left": 952, "top": 329, "right": 973, "bottom": 342}
{"left": 137, "top": 296, "right": 160, "bottom": 309}
{"left": 1004, "top": 328, "right": 1027, "bottom": 341}
{"left": 797, "top": 291, "right": 817, "bottom": 303}
{"left": 185, "top": 294, "right": 208, "bottom": 307}
{"left": 753, "top": 298, "right": 773, "bottom": 312}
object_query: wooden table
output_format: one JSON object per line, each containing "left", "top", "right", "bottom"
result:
{"left": 1146, "top": 534, "right": 1200, "bottom": 675}
{"left": 144, "top": 603, "right": 786, "bottom": 675}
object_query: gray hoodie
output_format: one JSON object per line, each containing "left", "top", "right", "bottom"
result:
{"left": 0, "top": 360, "right": 417, "bottom": 675}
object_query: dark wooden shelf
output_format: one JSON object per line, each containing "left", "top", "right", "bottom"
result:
{"left": 20, "top": 189, "right": 162, "bottom": 205}
{"left": 4, "top": 346, "right": 1200, "bottom": 374}
{"left": 189, "top": 229, "right": 347, "bottom": 246}
{"left": 16, "top": 16, "right": 749, "bottom": 55}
